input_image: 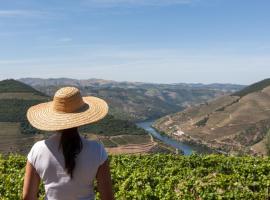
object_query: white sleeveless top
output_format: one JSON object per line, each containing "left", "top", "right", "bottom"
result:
{"left": 27, "top": 133, "right": 108, "bottom": 200}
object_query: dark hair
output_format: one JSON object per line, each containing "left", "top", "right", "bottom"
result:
{"left": 58, "top": 127, "right": 83, "bottom": 179}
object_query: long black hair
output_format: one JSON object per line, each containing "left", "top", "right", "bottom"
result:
{"left": 58, "top": 127, "right": 83, "bottom": 179}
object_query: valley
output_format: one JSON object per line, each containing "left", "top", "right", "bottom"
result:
{"left": 2, "top": 78, "right": 269, "bottom": 156}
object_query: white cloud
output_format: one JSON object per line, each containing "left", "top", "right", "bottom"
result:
{"left": 58, "top": 37, "right": 73, "bottom": 42}
{"left": 0, "top": 10, "right": 50, "bottom": 18}
{"left": 82, "top": 0, "right": 198, "bottom": 7}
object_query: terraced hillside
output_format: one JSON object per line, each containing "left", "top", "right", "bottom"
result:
{"left": 154, "top": 79, "right": 270, "bottom": 155}
{"left": 0, "top": 79, "right": 169, "bottom": 155}
{"left": 0, "top": 80, "right": 49, "bottom": 154}
{"left": 19, "top": 78, "right": 244, "bottom": 121}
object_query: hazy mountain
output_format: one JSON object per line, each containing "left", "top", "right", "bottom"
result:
{"left": 19, "top": 78, "right": 244, "bottom": 121}
{"left": 19, "top": 77, "right": 244, "bottom": 90}
{"left": 154, "top": 78, "right": 270, "bottom": 155}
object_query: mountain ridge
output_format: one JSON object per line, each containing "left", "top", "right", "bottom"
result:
{"left": 19, "top": 78, "right": 244, "bottom": 121}
{"left": 19, "top": 77, "right": 245, "bottom": 90}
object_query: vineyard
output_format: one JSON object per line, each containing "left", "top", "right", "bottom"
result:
{"left": 0, "top": 154, "right": 270, "bottom": 200}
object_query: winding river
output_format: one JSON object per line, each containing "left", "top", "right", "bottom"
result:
{"left": 136, "top": 120, "right": 196, "bottom": 155}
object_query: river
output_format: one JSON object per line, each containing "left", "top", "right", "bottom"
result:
{"left": 136, "top": 120, "right": 196, "bottom": 155}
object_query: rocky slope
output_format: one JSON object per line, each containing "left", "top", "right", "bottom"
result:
{"left": 154, "top": 79, "right": 270, "bottom": 155}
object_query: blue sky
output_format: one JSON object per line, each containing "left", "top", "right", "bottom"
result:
{"left": 0, "top": 0, "right": 269, "bottom": 84}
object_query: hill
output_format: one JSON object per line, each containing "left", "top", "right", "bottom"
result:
{"left": 0, "top": 79, "right": 46, "bottom": 95}
{"left": 0, "top": 79, "right": 165, "bottom": 155}
{"left": 234, "top": 78, "right": 270, "bottom": 97}
{"left": 19, "top": 78, "right": 244, "bottom": 121}
{"left": 154, "top": 79, "right": 270, "bottom": 155}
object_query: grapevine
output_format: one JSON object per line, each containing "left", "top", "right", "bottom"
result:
{"left": 0, "top": 154, "right": 269, "bottom": 200}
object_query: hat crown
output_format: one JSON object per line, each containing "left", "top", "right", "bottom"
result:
{"left": 53, "top": 87, "right": 85, "bottom": 113}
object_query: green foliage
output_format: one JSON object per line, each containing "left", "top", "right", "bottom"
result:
{"left": 0, "top": 99, "right": 146, "bottom": 136}
{"left": 1, "top": 154, "right": 270, "bottom": 200}
{"left": 195, "top": 116, "right": 209, "bottom": 127}
{"left": 0, "top": 99, "right": 43, "bottom": 122}
{"left": 0, "top": 80, "right": 146, "bottom": 136}
{"left": 79, "top": 115, "right": 147, "bottom": 136}
{"left": 215, "top": 99, "right": 239, "bottom": 112}
{"left": 266, "top": 130, "right": 270, "bottom": 156}
{"left": 0, "top": 154, "right": 45, "bottom": 200}
{"left": 0, "top": 79, "right": 46, "bottom": 96}
{"left": 0, "top": 99, "right": 44, "bottom": 134}
{"left": 233, "top": 78, "right": 270, "bottom": 97}
{"left": 0, "top": 79, "right": 50, "bottom": 135}
{"left": 235, "top": 119, "right": 270, "bottom": 146}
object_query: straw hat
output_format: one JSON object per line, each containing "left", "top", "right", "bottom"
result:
{"left": 27, "top": 87, "right": 109, "bottom": 131}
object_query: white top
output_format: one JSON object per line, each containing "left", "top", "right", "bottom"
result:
{"left": 27, "top": 133, "right": 108, "bottom": 200}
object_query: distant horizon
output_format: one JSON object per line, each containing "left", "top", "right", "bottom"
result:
{"left": 1, "top": 74, "right": 268, "bottom": 85}
{"left": 2, "top": 76, "right": 259, "bottom": 86}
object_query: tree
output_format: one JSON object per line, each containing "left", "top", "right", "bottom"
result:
{"left": 265, "top": 129, "right": 270, "bottom": 156}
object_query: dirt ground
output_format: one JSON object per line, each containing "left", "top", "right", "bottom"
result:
{"left": 106, "top": 141, "right": 157, "bottom": 155}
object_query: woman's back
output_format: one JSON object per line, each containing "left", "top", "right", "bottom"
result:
{"left": 27, "top": 133, "right": 108, "bottom": 200}
{"left": 23, "top": 87, "right": 113, "bottom": 200}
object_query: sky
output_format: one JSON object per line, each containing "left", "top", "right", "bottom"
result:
{"left": 0, "top": 0, "right": 269, "bottom": 84}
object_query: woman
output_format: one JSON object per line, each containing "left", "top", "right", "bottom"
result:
{"left": 23, "top": 87, "right": 114, "bottom": 200}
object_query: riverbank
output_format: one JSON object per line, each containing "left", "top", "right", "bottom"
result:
{"left": 136, "top": 120, "right": 212, "bottom": 155}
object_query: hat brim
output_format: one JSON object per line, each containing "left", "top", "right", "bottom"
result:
{"left": 27, "top": 96, "right": 109, "bottom": 131}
